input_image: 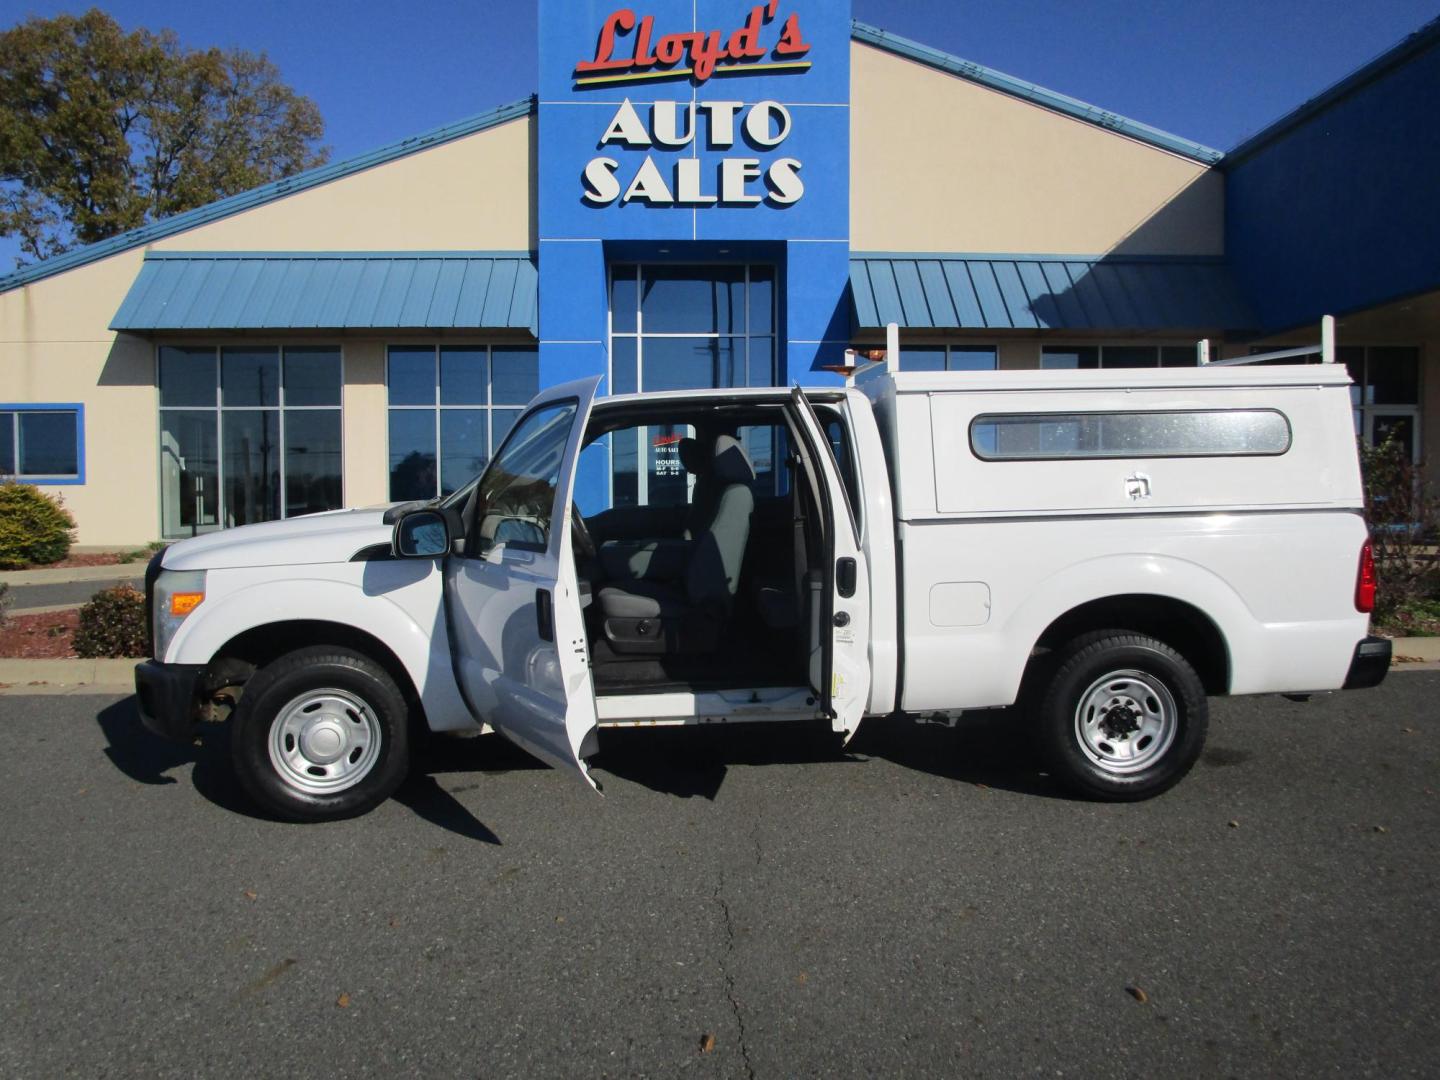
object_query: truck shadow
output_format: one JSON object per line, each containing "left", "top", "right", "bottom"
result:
{"left": 94, "top": 697, "right": 516, "bottom": 841}
{"left": 856, "top": 710, "right": 1066, "bottom": 799}
{"left": 587, "top": 711, "right": 1065, "bottom": 801}
{"left": 95, "top": 698, "right": 257, "bottom": 817}
{"left": 94, "top": 699, "right": 1068, "bottom": 836}
{"left": 590, "top": 722, "right": 839, "bottom": 800}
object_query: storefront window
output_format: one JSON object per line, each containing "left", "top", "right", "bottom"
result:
{"left": 898, "top": 345, "right": 997, "bottom": 372}
{"left": 1042, "top": 345, "right": 1197, "bottom": 369}
{"left": 158, "top": 345, "right": 343, "bottom": 538}
{"left": 386, "top": 344, "right": 539, "bottom": 500}
{"left": 1343, "top": 345, "right": 1421, "bottom": 461}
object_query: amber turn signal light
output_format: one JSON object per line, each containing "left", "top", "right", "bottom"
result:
{"left": 169, "top": 592, "right": 205, "bottom": 616}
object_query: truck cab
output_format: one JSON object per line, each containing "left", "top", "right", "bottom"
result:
{"left": 389, "top": 376, "right": 891, "bottom": 792}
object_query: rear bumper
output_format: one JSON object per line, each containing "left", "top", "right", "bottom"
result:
{"left": 134, "top": 660, "right": 205, "bottom": 742}
{"left": 1343, "top": 636, "right": 1391, "bottom": 690}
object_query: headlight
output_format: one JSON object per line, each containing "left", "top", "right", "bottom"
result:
{"left": 153, "top": 570, "right": 206, "bottom": 660}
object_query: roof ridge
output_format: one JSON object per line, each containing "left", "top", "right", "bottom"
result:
{"left": 0, "top": 96, "right": 536, "bottom": 295}
{"left": 850, "top": 20, "right": 1223, "bottom": 166}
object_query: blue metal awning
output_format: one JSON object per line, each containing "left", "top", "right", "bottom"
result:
{"left": 110, "top": 252, "right": 538, "bottom": 334}
{"left": 850, "top": 254, "right": 1255, "bottom": 331}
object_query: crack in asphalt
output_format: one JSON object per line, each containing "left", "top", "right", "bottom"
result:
{"left": 713, "top": 869, "right": 756, "bottom": 1080}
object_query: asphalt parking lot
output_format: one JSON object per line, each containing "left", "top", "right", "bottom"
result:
{"left": 1, "top": 676, "right": 1437, "bottom": 1078}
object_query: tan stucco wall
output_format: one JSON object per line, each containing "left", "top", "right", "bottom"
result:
{"left": 342, "top": 342, "right": 389, "bottom": 509}
{"left": 1, "top": 250, "right": 158, "bottom": 545}
{"left": 157, "top": 117, "right": 534, "bottom": 253}
{"left": 0, "top": 118, "right": 533, "bottom": 545}
{"left": 850, "top": 42, "right": 1224, "bottom": 256}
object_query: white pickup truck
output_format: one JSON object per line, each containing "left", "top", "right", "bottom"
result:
{"left": 135, "top": 359, "right": 1390, "bottom": 821}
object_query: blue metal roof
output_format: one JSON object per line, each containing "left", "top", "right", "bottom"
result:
{"left": 850, "top": 22, "right": 1223, "bottom": 166}
{"left": 0, "top": 97, "right": 535, "bottom": 296}
{"left": 850, "top": 254, "right": 1255, "bottom": 331}
{"left": 110, "top": 252, "right": 539, "bottom": 334}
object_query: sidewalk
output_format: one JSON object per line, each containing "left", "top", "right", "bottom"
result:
{"left": 0, "top": 658, "right": 139, "bottom": 694}
{"left": 1, "top": 642, "right": 1437, "bottom": 696}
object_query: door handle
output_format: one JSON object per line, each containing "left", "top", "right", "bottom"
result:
{"left": 535, "top": 588, "right": 554, "bottom": 642}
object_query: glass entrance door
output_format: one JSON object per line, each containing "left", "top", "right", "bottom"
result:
{"left": 607, "top": 264, "right": 776, "bottom": 508}
{"left": 160, "top": 407, "right": 220, "bottom": 537}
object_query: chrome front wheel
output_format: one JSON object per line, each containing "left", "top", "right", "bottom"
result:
{"left": 268, "top": 688, "right": 382, "bottom": 795}
{"left": 232, "top": 647, "right": 411, "bottom": 822}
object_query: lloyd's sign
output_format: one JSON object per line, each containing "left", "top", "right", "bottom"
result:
{"left": 575, "top": 2, "right": 812, "bottom": 209}
{"left": 573, "top": 2, "right": 812, "bottom": 86}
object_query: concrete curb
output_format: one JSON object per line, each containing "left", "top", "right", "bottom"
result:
{"left": 0, "top": 562, "right": 149, "bottom": 587}
{"left": 1388, "top": 636, "right": 1440, "bottom": 663}
{"left": 0, "top": 658, "right": 138, "bottom": 695}
{"left": 9, "top": 604, "right": 84, "bottom": 618}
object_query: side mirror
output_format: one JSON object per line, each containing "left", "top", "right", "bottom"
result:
{"left": 393, "top": 509, "right": 451, "bottom": 558}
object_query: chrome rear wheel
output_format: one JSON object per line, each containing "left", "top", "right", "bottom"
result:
{"left": 1073, "top": 669, "right": 1178, "bottom": 776}
{"left": 1034, "top": 631, "right": 1207, "bottom": 801}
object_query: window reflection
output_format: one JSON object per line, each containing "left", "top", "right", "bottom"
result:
{"left": 386, "top": 345, "right": 539, "bottom": 500}
{"left": 159, "top": 346, "right": 343, "bottom": 537}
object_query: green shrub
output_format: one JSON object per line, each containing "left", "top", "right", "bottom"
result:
{"left": 0, "top": 482, "right": 77, "bottom": 569}
{"left": 74, "top": 585, "right": 148, "bottom": 658}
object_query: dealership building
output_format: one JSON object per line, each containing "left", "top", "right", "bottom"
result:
{"left": 2, "top": 2, "right": 1437, "bottom": 546}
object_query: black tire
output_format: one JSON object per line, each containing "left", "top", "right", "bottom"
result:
{"left": 231, "top": 647, "right": 411, "bottom": 822}
{"left": 1033, "top": 631, "right": 1208, "bottom": 801}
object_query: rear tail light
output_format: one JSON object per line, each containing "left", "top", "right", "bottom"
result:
{"left": 1355, "top": 540, "right": 1377, "bottom": 614}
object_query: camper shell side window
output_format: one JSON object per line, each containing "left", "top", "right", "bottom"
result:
{"left": 970, "top": 409, "right": 1293, "bottom": 461}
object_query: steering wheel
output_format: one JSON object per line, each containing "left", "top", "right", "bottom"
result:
{"left": 570, "top": 504, "right": 597, "bottom": 561}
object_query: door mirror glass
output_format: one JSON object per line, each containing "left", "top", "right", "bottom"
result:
{"left": 393, "top": 509, "right": 451, "bottom": 558}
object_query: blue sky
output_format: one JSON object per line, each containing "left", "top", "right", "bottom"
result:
{"left": 2, "top": 0, "right": 1437, "bottom": 265}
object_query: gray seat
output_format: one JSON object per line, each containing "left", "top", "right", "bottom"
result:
{"left": 596, "top": 436, "right": 717, "bottom": 583}
{"left": 597, "top": 435, "right": 755, "bottom": 654}
{"left": 678, "top": 437, "right": 720, "bottom": 540}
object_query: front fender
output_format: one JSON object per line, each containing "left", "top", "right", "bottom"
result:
{"left": 166, "top": 572, "right": 473, "bottom": 732}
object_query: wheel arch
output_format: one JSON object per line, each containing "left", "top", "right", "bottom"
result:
{"left": 1032, "top": 594, "right": 1231, "bottom": 696}
{"left": 216, "top": 620, "right": 428, "bottom": 732}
